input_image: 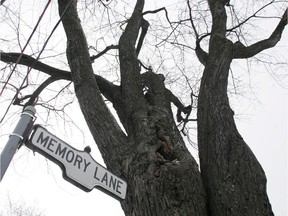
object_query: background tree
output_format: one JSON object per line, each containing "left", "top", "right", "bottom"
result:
{"left": 0, "top": 0, "right": 287, "bottom": 215}
{"left": 0, "top": 197, "right": 44, "bottom": 216}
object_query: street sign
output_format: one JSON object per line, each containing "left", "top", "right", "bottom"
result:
{"left": 27, "top": 125, "right": 127, "bottom": 200}
{"left": 0, "top": 106, "right": 36, "bottom": 182}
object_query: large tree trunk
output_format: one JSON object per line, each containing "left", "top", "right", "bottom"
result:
{"left": 196, "top": 1, "right": 274, "bottom": 215}
{"left": 58, "top": 0, "right": 208, "bottom": 215}
{"left": 120, "top": 107, "right": 208, "bottom": 216}
{"left": 117, "top": 1, "right": 207, "bottom": 214}
{"left": 197, "top": 37, "right": 273, "bottom": 216}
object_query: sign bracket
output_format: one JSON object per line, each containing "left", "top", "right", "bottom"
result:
{"left": 0, "top": 106, "right": 36, "bottom": 182}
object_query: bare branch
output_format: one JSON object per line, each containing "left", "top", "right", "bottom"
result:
{"left": 1, "top": 52, "right": 71, "bottom": 79}
{"left": 118, "top": 0, "right": 148, "bottom": 116}
{"left": 143, "top": 7, "right": 171, "bottom": 24}
{"left": 227, "top": 0, "right": 276, "bottom": 33}
{"left": 0, "top": 0, "right": 6, "bottom": 6}
{"left": 186, "top": 0, "right": 210, "bottom": 65}
{"left": 90, "top": 44, "right": 118, "bottom": 62}
{"left": 195, "top": 41, "right": 209, "bottom": 66}
{"left": 187, "top": 0, "right": 199, "bottom": 40}
{"left": 12, "top": 76, "right": 59, "bottom": 106}
{"left": 26, "top": 76, "right": 59, "bottom": 106}
{"left": 233, "top": 8, "right": 287, "bottom": 59}
{"left": 0, "top": 52, "right": 121, "bottom": 103}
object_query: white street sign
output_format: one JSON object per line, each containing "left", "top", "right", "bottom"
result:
{"left": 28, "top": 125, "right": 127, "bottom": 200}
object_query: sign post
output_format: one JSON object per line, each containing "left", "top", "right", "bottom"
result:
{"left": 27, "top": 125, "right": 127, "bottom": 200}
{"left": 0, "top": 106, "right": 36, "bottom": 182}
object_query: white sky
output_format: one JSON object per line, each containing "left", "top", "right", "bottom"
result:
{"left": 0, "top": 1, "right": 287, "bottom": 215}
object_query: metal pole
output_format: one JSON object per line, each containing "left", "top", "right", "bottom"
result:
{"left": 0, "top": 106, "right": 36, "bottom": 182}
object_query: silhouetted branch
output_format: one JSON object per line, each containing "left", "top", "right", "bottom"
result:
{"left": 90, "top": 44, "right": 118, "bottom": 62}
{"left": 26, "top": 76, "right": 59, "bottom": 106}
{"left": 143, "top": 7, "right": 171, "bottom": 24}
{"left": 233, "top": 8, "right": 287, "bottom": 58}
{"left": 227, "top": 0, "right": 276, "bottom": 33}
{"left": 0, "top": 52, "right": 121, "bottom": 103}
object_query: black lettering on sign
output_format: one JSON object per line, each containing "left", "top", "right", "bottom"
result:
{"left": 66, "top": 150, "right": 75, "bottom": 163}
{"left": 47, "top": 138, "right": 57, "bottom": 153}
{"left": 101, "top": 173, "right": 108, "bottom": 185}
{"left": 109, "top": 175, "right": 117, "bottom": 191}
{"left": 32, "top": 127, "right": 127, "bottom": 199}
{"left": 55, "top": 144, "right": 67, "bottom": 159}
{"left": 36, "top": 132, "right": 49, "bottom": 147}
{"left": 83, "top": 160, "right": 90, "bottom": 172}
{"left": 94, "top": 166, "right": 100, "bottom": 181}
{"left": 74, "top": 155, "right": 83, "bottom": 169}
{"left": 116, "top": 181, "right": 123, "bottom": 194}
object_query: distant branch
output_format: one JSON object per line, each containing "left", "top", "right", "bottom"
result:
{"left": 13, "top": 76, "right": 59, "bottom": 106}
{"left": 227, "top": 0, "right": 276, "bottom": 33}
{"left": 187, "top": 0, "right": 199, "bottom": 40}
{"left": 186, "top": 0, "right": 209, "bottom": 65}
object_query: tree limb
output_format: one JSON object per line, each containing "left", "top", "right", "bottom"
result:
{"left": 142, "top": 7, "right": 171, "bottom": 24}
{"left": 226, "top": 0, "right": 276, "bottom": 33}
{"left": 186, "top": 0, "right": 209, "bottom": 66}
{"left": 90, "top": 44, "right": 119, "bottom": 62}
{"left": 136, "top": 18, "right": 149, "bottom": 56}
{"left": 13, "top": 76, "right": 59, "bottom": 106}
{"left": 195, "top": 41, "right": 209, "bottom": 66}
{"left": 208, "top": 0, "right": 230, "bottom": 37}
{"left": 1, "top": 52, "right": 71, "bottom": 79}
{"left": 58, "top": 0, "right": 127, "bottom": 171}
{"left": 0, "top": 52, "right": 121, "bottom": 103}
{"left": 141, "top": 71, "right": 190, "bottom": 121}
{"left": 187, "top": 0, "right": 199, "bottom": 40}
{"left": 118, "top": 0, "right": 148, "bottom": 118}
{"left": 233, "top": 8, "right": 287, "bottom": 59}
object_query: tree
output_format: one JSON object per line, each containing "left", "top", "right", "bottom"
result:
{"left": 195, "top": 1, "right": 286, "bottom": 215}
{"left": 0, "top": 197, "right": 43, "bottom": 216}
{"left": 0, "top": 0, "right": 287, "bottom": 215}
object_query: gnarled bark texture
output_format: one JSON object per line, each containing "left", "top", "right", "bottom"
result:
{"left": 197, "top": 37, "right": 273, "bottom": 215}
{"left": 58, "top": 0, "right": 207, "bottom": 215}
{"left": 196, "top": 1, "right": 286, "bottom": 216}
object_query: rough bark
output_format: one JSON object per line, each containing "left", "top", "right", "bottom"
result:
{"left": 58, "top": 0, "right": 127, "bottom": 174}
{"left": 116, "top": 0, "right": 208, "bottom": 215}
{"left": 197, "top": 37, "right": 273, "bottom": 216}
{"left": 58, "top": 0, "right": 208, "bottom": 216}
{"left": 196, "top": 1, "right": 287, "bottom": 216}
